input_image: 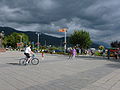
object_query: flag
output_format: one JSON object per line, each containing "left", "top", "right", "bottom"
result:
{"left": 58, "top": 28, "right": 67, "bottom": 32}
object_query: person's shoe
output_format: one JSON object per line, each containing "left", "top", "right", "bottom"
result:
{"left": 26, "top": 61, "right": 28, "bottom": 64}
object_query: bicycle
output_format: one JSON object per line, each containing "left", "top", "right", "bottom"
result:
{"left": 19, "top": 54, "right": 39, "bottom": 65}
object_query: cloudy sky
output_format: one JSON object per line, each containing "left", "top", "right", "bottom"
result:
{"left": 0, "top": 0, "right": 120, "bottom": 43}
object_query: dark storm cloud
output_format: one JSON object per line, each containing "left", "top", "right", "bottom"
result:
{"left": 0, "top": 0, "right": 120, "bottom": 43}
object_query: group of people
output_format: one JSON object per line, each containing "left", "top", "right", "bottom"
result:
{"left": 68, "top": 48, "right": 77, "bottom": 59}
{"left": 24, "top": 44, "right": 120, "bottom": 63}
{"left": 107, "top": 49, "right": 120, "bottom": 59}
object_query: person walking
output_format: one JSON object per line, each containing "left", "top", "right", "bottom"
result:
{"left": 118, "top": 49, "right": 120, "bottom": 59}
{"left": 72, "top": 48, "right": 76, "bottom": 59}
{"left": 41, "top": 50, "right": 44, "bottom": 60}
{"left": 107, "top": 49, "right": 110, "bottom": 59}
{"left": 68, "top": 48, "right": 73, "bottom": 59}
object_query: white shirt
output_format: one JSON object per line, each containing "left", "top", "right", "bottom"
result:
{"left": 24, "top": 47, "right": 31, "bottom": 54}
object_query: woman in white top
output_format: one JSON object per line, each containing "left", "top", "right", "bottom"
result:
{"left": 24, "top": 45, "right": 34, "bottom": 63}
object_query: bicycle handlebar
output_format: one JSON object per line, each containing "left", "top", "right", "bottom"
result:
{"left": 32, "top": 54, "right": 35, "bottom": 58}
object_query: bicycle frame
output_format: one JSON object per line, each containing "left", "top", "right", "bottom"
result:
{"left": 19, "top": 54, "right": 39, "bottom": 65}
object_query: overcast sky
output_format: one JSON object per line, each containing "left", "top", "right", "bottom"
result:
{"left": 0, "top": 0, "right": 120, "bottom": 43}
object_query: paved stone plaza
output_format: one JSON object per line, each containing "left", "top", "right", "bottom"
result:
{"left": 0, "top": 51, "right": 120, "bottom": 90}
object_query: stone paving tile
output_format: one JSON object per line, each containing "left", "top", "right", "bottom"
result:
{"left": 81, "top": 69, "right": 120, "bottom": 90}
{"left": 0, "top": 78, "right": 17, "bottom": 90}
{"left": 81, "top": 85, "right": 107, "bottom": 90}
{"left": 0, "top": 72, "right": 28, "bottom": 89}
{"left": 1, "top": 51, "right": 120, "bottom": 90}
{"left": 20, "top": 65, "right": 118, "bottom": 90}
{"left": 110, "top": 81, "right": 120, "bottom": 90}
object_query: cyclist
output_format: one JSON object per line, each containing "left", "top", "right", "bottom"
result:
{"left": 24, "top": 45, "right": 34, "bottom": 64}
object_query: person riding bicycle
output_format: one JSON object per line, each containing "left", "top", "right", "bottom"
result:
{"left": 24, "top": 45, "right": 34, "bottom": 64}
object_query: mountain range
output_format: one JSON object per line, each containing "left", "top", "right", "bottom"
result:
{"left": 0, "top": 26, "right": 110, "bottom": 48}
{"left": 0, "top": 26, "right": 65, "bottom": 46}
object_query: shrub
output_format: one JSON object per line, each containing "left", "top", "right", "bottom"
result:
{"left": 95, "top": 51, "right": 102, "bottom": 56}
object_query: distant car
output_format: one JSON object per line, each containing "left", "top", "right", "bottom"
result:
{"left": 55, "top": 50, "right": 63, "bottom": 52}
{"left": 44, "top": 50, "right": 48, "bottom": 53}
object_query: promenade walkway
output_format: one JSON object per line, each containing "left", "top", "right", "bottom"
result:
{"left": 0, "top": 51, "right": 120, "bottom": 90}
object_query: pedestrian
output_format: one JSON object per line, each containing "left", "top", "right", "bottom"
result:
{"left": 41, "top": 50, "right": 44, "bottom": 60}
{"left": 76, "top": 48, "right": 79, "bottom": 56}
{"left": 114, "top": 51, "right": 118, "bottom": 59}
{"left": 118, "top": 49, "right": 120, "bottom": 59}
{"left": 107, "top": 49, "right": 110, "bottom": 59}
{"left": 68, "top": 48, "right": 73, "bottom": 59}
{"left": 102, "top": 49, "right": 106, "bottom": 57}
{"left": 72, "top": 48, "right": 76, "bottom": 59}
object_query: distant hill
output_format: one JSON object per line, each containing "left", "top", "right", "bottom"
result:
{"left": 0, "top": 26, "right": 110, "bottom": 48}
{"left": 93, "top": 41, "right": 110, "bottom": 48}
{"left": 0, "top": 27, "right": 64, "bottom": 46}
{"left": 0, "top": 27, "right": 22, "bottom": 35}
{"left": 90, "top": 42, "right": 110, "bottom": 49}
{"left": 90, "top": 42, "right": 100, "bottom": 49}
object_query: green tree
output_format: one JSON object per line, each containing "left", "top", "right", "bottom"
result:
{"left": 3, "top": 32, "right": 29, "bottom": 48}
{"left": 111, "top": 40, "right": 120, "bottom": 48}
{"left": 69, "top": 30, "right": 92, "bottom": 49}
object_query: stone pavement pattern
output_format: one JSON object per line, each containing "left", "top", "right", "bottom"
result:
{"left": 0, "top": 51, "right": 120, "bottom": 90}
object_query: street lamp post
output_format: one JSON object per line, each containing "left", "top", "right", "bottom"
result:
{"left": 58, "top": 28, "right": 67, "bottom": 53}
{"left": 36, "top": 32, "right": 41, "bottom": 50}
{"left": 20, "top": 35, "right": 22, "bottom": 43}
{"left": 45, "top": 40, "right": 46, "bottom": 46}
{"left": 64, "top": 30, "right": 67, "bottom": 53}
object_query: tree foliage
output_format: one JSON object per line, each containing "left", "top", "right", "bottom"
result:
{"left": 111, "top": 40, "right": 120, "bottom": 48}
{"left": 3, "top": 32, "right": 29, "bottom": 48}
{"left": 69, "top": 30, "right": 92, "bottom": 49}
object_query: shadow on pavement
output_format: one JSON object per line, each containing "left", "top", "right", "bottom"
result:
{"left": 106, "top": 63, "right": 120, "bottom": 68}
{"left": 76, "top": 55, "right": 120, "bottom": 62}
{"left": 7, "top": 63, "right": 20, "bottom": 65}
{"left": 76, "top": 55, "right": 108, "bottom": 60}
{"left": 76, "top": 55, "right": 120, "bottom": 68}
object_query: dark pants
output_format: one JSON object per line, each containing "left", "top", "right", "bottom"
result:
{"left": 24, "top": 53, "right": 30, "bottom": 58}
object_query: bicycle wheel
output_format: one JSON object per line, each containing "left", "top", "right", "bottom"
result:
{"left": 19, "top": 58, "right": 26, "bottom": 65}
{"left": 31, "top": 58, "right": 39, "bottom": 65}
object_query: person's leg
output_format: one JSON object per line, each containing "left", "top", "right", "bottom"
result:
{"left": 68, "top": 53, "right": 71, "bottom": 59}
{"left": 26, "top": 57, "right": 31, "bottom": 63}
{"left": 26, "top": 53, "right": 31, "bottom": 63}
{"left": 72, "top": 54, "right": 75, "bottom": 59}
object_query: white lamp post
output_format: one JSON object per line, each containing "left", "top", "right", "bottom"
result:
{"left": 64, "top": 30, "right": 67, "bottom": 53}
{"left": 58, "top": 28, "right": 67, "bottom": 53}
{"left": 36, "top": 32, "right": 41, "bottom": 49}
